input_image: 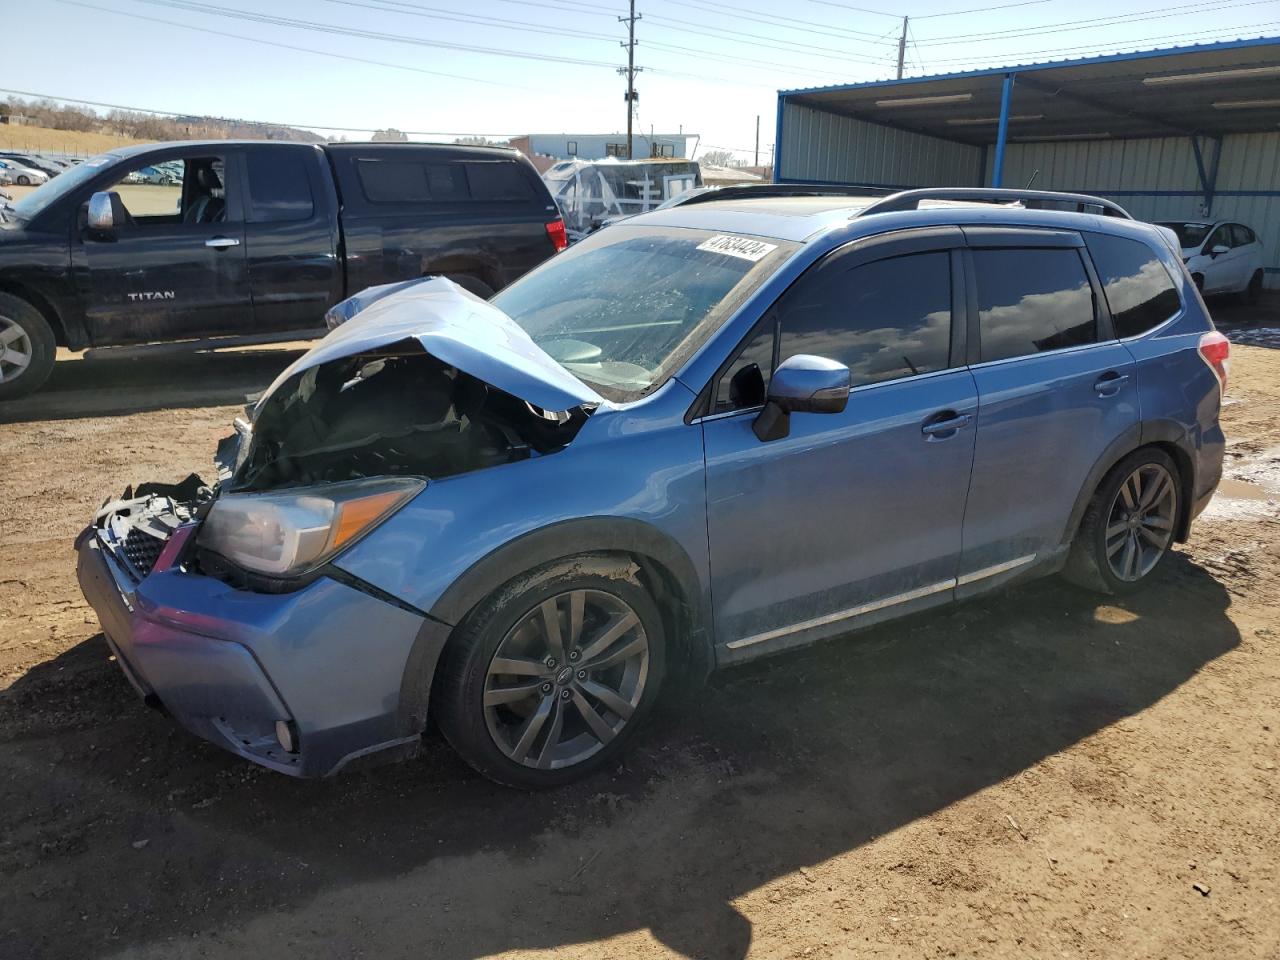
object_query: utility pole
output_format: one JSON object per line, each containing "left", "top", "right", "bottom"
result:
{"left": 618, "top": 0, "right": 642, "bottom": 159}
{"left": 754, "top": 115, "right": 760, "bottom": 166}
{"left": 896, "top": 15, "right": 908, "bottom": 80}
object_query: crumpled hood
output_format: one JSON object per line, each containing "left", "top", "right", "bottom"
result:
{"left": 260, "top": 278, "right": 604, "bottom": 414}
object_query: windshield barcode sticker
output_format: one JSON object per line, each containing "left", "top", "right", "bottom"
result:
{"left": 696, "top": 235, "right": 778, "bottom": 262}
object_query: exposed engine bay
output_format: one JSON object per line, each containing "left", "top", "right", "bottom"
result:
{"left": 233, "top": 341, "right": 592, "bottom": 492}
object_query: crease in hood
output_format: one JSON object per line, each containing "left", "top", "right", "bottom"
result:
{"left": 261, "top": 278, "right": 605, "bottom": 414}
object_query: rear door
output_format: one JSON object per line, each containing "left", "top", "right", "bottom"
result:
{"left": 239, "top": 144, "right": 341, "bottom": 334}
{"left": 957, "top": 228, "right": 1138, "bottom": 594}
{"left": 77, "top": 149, "right": 251, "bottom": 344}
{"left": 702, "top": 228, "right": 978, "bottom": 655}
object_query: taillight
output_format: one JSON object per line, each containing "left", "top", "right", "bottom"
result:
{"left": 1198, "top": 330, "right": 1230, "bottom": 392}
{"left": 545, "top": 218, "right": 568, "bottom": 253}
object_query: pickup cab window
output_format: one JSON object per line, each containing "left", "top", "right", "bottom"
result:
{"left": 104, "top": 156, "right": 230, "bottom": 225}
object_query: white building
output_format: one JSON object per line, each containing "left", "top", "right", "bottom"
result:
{"left": 512, "top": 132, "right": 696, "bottom": 164}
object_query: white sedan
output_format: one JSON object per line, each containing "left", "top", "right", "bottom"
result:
{"left": 1158, "top": 219, "right": 1266, "bottom": 302}
{"left": 0, "top": 159, "right": 49, "bottom": 187}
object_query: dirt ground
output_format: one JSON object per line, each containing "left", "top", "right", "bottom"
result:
{"left": 2, "top": 307, "right": 1279, "bottom": 960}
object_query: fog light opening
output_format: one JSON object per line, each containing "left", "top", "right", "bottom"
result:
{"left": 275, "top": 719, "right": 299, "bottom": 754}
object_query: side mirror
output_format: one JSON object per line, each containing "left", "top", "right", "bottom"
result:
{"left": 1210, "top": 244, "right": 1230, "bottom": 257}
{"left": 753, "top": 354, "right": 850, "bottom": 442}
{"left": 87, "top": 191, "right": 115, "bottom": 233}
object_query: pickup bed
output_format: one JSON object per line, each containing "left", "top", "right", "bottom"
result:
{"left": 0, "top": 140, "right": 567, "bottom": 398}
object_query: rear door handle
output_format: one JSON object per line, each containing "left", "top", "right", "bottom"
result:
{"left": 1094, "top": 372, "right": 1130, "bottom": 397}
{"left": 921, "top": 411, "right": 972, "bottom": 439}
{"left": 205, "top": 236, "right": 240, "bottom": 249}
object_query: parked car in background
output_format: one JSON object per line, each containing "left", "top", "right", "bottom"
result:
{"left": 76, "top": 187, "right": 1226, "bottom": 788}
{"left": 1156, "top": 219, "right": 1266, "bottom": 301}
{"left": 127, "top": 165, "right": 180, "bottom": 185}
{"left": 0, "top": 158, "right": 49, "bottom": 186}
{"left": 0, "top": 139, "right": 566, "bottom": 398}
{"left": 0, "top": 152, "right": 63, "bottom": 178}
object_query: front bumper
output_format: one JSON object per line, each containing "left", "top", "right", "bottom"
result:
{"left": 76, "top": 525, "right": 439, "bottom": 778}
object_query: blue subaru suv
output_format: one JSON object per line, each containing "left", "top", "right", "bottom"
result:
{"left": 76, "top": 187, "right": 1228, "bottom": 788}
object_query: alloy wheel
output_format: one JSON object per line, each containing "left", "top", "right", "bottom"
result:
{"left": 1105, "top": 463, "right": 1177, "bottom": 582}
{"left": 0, "top": 314, "right": 33, "bottom": 384}
{"left": 484, "top": 588, "right": 650, "bottom": 770}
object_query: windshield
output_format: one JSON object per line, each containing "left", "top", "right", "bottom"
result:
{"left": 1157, "top": 221, "right": 1211, "bottom": 249}
{"left": 490, "top": 224, "right": 796, "bottom": 401}
{"left": 9, "top": 151, "right": 118, "bottom": 223}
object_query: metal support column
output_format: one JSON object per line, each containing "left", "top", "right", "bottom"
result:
{"left": 992, "top": 73, "right": 1015, "bottom": 188}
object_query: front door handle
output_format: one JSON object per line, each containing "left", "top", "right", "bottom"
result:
{"left": 1094, "top": 371, "right": 1130, "bottom": 397}
{"left": 921, "top": 411, "right": 972, "bottom": 440}
{"left": 205, "top": 236, "right": 240, "bottom": 249}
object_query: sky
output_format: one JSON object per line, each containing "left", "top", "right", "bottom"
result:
{"left": 8, "top": 0, "right": 1278, "bottom": 162}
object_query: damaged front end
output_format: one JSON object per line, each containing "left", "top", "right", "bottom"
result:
{"left": 74, "top": 278, "right": 607, "bottom": 777}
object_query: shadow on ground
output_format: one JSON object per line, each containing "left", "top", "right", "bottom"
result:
{"left": 0, "top": 553, "right": 1238, "bottom": 959}
{"left": 0, "top": 347, "right": 308, "bottom": 424}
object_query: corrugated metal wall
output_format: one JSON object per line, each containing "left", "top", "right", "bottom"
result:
{"left": 992, "top": 132, "right": 1280, "bottom": 288}
{"left": 777, "top": 100, "right": 983, "bottom": 188}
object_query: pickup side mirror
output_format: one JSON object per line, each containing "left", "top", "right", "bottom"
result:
{"left": 753, "top": 354, "right": 850, "bottom": 442}
{"left": 1210, "top": 244, "right": 1230, "bottom": 257}
{"left": 86, "top": 191, "right": 115, "bottom": 234}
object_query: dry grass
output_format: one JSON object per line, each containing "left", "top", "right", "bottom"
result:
{"left": 0, "top": 124, "right": 150, "bottom": 157}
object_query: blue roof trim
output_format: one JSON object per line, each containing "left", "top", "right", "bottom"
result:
{"left": 777, "top": 35, "right": 1280, "bottom": 97}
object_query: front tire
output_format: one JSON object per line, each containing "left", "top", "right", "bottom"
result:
{"left": 433, "top": 555, "right": 666, "bottom": 788}
{"left": 1064, "top": 448, "right": 1181, "bottom": 595}
{"left": 16, "top": 175, "right": 30, "bottom": 186}
{"left": 0, "top": 292, "right": 56, "bottom": 400}
{"left": 1245, "top": 269, "right": 1264, "bottom": 305}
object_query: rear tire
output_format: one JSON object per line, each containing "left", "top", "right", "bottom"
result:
{"left": 0, "top": 292, "right": 56, "bottom": 400}
{"left": 16, "top": 175, "right": 30, "bottom": 186}
{"left": 433, "top": 554, "right": 666, "bottom": 789}
{"left": 1063, "top": 448, "right": 1181, "bottom": 596}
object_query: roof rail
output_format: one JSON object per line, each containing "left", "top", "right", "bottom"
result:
{"left": 674, "top": 182, "right": 896, "bottom": 206}
{"left": 856, "top": 187, "right": 1133, "bottom": 220}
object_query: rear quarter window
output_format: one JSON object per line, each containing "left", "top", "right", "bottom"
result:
{"left": 354, "top": 156, "right": 536, "bottom": 204}
{"left": 246, "top": 151, "right": 315, "bottom": 222}
{"left": 1084, "top": 233, "right": 1181, "bottom": 339}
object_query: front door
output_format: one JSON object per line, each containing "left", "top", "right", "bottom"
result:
{"left": 702, "top": 229, "right": 977, "bottom": 657}
{"left": 957, "top": 230, "right": 1139, "bottom": 593}
{"left": 78, "top": 151, "right": 251, "bottom": 345}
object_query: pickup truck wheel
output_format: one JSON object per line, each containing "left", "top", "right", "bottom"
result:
{"left": 433, "top": 554, "right": 666, "bottom": 789}
{"left": 445, "top": 274, "right": 494, "bottom": 299}
{"left": 0, "top": 292, "right": 56, "bottom": 400}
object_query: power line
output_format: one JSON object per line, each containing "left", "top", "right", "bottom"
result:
{"left": 313, "top": 0, "right": 619, "bottom": 42}
{"left": 926, "top": 20, "right": 1280, "bottom": 64}
{"left": 123, "top": 0, "right": 621, "bottom": 67}
{"left": 643, "top": 14, "right": 896, "bottom": 63}
{"left": 912, "top": 0, "right": 1050, "bottom": 19}
{"left": 52, "top": 0, "right": 532, "bottom": 89}
{"left": 650, "top": 0, "right": 891, "bottom": 42}
{"left": 916, "top": 0, "right": 1270, "bottom": 45}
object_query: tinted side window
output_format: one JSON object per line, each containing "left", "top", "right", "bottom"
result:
{"left": 973, "top": 248, "right": 1095, "bottom": 362}
{"left": 464, "top": 161, "right": 534, "bottom": 201}
{"left": 1229, "top": 224, "right": 1253, "bottom": 247}
{"left": 777, "top": 251, "right": 953, "bottom": 388}
{"left": 357, "top": 159, "right": 431, "bottom": 202}
{"left": 1084, "top": 233, "right": 1180, "bottom": 338}
{"left": 246, "top": 151, "right": 314, "bottom": 222}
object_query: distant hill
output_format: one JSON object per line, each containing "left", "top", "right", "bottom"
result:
{"left": 0, "top": 97, "right": 326, "bottom": 157}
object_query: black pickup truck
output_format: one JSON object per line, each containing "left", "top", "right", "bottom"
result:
{"left": 0, "top": 140, "right": 567, "bottom": 398}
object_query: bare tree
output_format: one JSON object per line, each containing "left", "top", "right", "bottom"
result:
{"left": 698, "top": 149, "right": 738, "bottom": 167}
{"left": 372, "top": 128, "right": 409, "bottom": 142}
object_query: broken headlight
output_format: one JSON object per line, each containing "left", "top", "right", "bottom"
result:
{"left": 197, "top": 477, "right": 424, "bottom": 577}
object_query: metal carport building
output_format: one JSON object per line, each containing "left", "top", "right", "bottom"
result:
{"left": 774, "top": 37, "right": 1280, "bottom": 287}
